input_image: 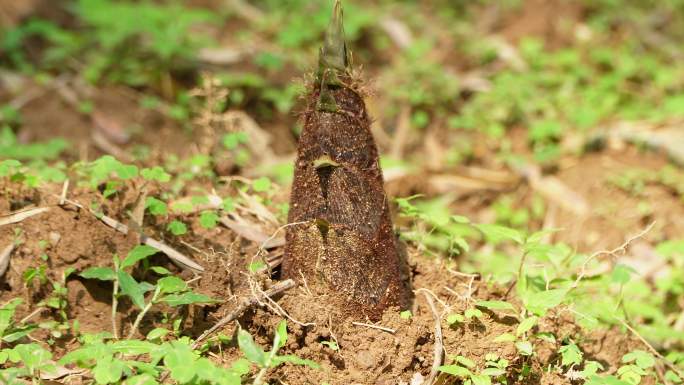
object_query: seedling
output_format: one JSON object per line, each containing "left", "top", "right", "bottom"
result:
{"left": 0, "top": 299, "right": 36, "bottom": 345}
{"left": 0, "top": 343, "right": 56, "bottom": 385}
{"left": 238, "top": 320, "right": 319, "bottom": 385}
{"left": 59, "top": 334, "right": 249, "bottom": 385}
{"left": 80, "top": 245, "right": 216, "bottom": 339}
{"left": 439, "top": 354, "right": 506, "bottom": 385}
{"left": 36, "top": 268, "right": 75, "bottom": 339}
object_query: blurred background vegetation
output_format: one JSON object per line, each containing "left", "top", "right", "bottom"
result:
{"left": 2, "top": 0, "right": 683, "bottom": 164}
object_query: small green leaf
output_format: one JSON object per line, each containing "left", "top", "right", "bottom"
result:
{"left": 465, "top": 308, "right": 483, "bottom": 319}
{"left": 141, "top": 167, "right": 171, "bottom": 183}
{"left": 80, "top": 267, "right": 116, "bottom": 281}
{"left": 3, "top": 324, "right": 37, "bottom": 342}
{"left": 321, "top": 340, "right": 339, "bottom": 351}
{"left": 145, "top": 197, "right": 168, "bottom": 216}
{"left": 0, "top": 299, "right": 23, "bottom": 337}
{"left": 451, "top": 215, "right": 470, "bottom": 224}
{"left": 121, "top": 245, "right": 159, "bottom": 270}
{"left": 481, "top": 367, "right": 506, "bottom": 376}
{"left": 475, "top": 223, "right": 524, "bottom": 244}
{"left": 157, "top": 276, "right": 187, "bottom": 294}
{"left": 111, "top": 340, "right": 157, "bottom": 355}
{"left": 400, "top": 310, "right": 412, "bottom": 320}
{"left": 146, "top": 328, "right": 170, "bottom": 341}
{"left": 584, "top": 375, "right": 633, "bottom": 385}
{"left": 248, "top": 261, "right": 267, "bottom": 273}
{"left": 222, "top": 197, "right": 236, "bottom": 212}
{"left": 526, "top": 228, "right": 561, "bottom": 244}
{"left": 455, "top": 355, "right": 476, "bottom": 368}
{"left": 516, "top": 316, "right": 538, "bottom": 336}
{"left": 622, "top": 350, "right": 655, "bottom": 369}
{"left": 471, "top": 375, "right": 492, "bottom": 385}
{"left": 516, "top": 341, "right": 534, "bottom": 356}
{"left": 582, "top": 361, "right": 605, "bottom": 378}
{"left": 117, "top": 271, "right": 146, "bottom": 309}
{"left": 252, "top": 177, "right": 272, "bottom": 192}
{"left": 611, "top": 264, "right": 635, "bottom": 285}
{"left": 447, "top": 313, "right": 465, "bottom": 325}
{"left": 559, "top": 342, "right": 583, "bottom": 367}
{"left": 237, "top": 328, "right": 266, "bottom": 366}
{"left": 92, "top": 355, "right": 124, "bottom": 384}
{"left": 493, "top": 333, "right": 516, "bottom": 343}
{"left": 167, "top": 220, "right": 187, "bottom": 235}
{"left": 222, "top": 132, "right": 248, "bottom": 150}
{"left": 476, "top": 300, "right": 515, "bottom": 312}
{"left": 116, "top": 164, "right": 139, "bottom": 180}
{"left": 170, "top": 201, "right": 193, "bottom": 213}
{"left": 0, "top": 160, "right": 21, "bottom": 177}
{"left": 275, "top": 320, "right": 288, "bottom": 349}
{"left": 230, "top": 358, "right": 251, "bottom": 376}
{"left": 161, "top": 292, "right": 217, "bottom": 306}
{"left": 150, "top": 266, "right": 171, "bottom": 275}
{"left": 535, "top": 332, "right": 556, "bottom": 343}
{"left": 438, "top": 364, "right": 471, "bottom": 377}
{"left": 199, "top": 211, "right": 219, "bottom": 229}
{"left": 523, "top": 288, "right": 568, "bottom": 316}
{"left": 665, "top": 370, "right": 682, "bottom": 383}
{"left": 164, "top": 342, "right": 197, "bottom": 383}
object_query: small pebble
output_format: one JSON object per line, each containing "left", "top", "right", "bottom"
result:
{"left": 49, "top": 232, "right": 61, "bottom": 247}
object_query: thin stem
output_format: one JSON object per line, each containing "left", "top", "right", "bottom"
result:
{"left": 253, "top": 332, "right": 282, "bottom": 385}
{"left": 127, "top": 287, "right": 160, "bottom": 340}
{"left": 252, "top": 364, "right": 269, "bottom": 385}
{"left": 112, "top": 279, "right": 119, "bottom": 339}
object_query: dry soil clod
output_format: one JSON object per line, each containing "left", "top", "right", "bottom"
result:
{"left": 283, "top": 0, "right": 410, "bottom": 320}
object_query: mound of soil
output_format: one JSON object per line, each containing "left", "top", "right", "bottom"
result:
{"left": 0, "top": 181, "right": 641, "bottom": 385}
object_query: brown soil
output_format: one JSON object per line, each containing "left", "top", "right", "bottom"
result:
{"left": 1, "top": 175, "right": 645, "bottom": 384}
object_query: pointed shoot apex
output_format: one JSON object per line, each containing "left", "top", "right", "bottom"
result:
{"left": 319, "top": 0, "right": 349, "bottom": 74}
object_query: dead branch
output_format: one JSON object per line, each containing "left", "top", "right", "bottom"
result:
{"left": 351, "top": 322, "right": 396, "bottom": 334}
{"left": 219, "top": 215, "right": 285, "bottom": 248}
{"left": 247, "top": 274, "right": 315, "bottom": 328}
{"left": 573, "top": 222, "right": 656, "bottom": 288}
{"left": 420, "top": 290, "right": 445, "bottom": 385}
{"left": 0, "top": 243, "right": 14, "bottom": 278}
{"left": 191, "top": 279, "right": 296, "bottom": 349}
{"left": 617, "top": 317, "right": 684, "bottom": 381}
{"left": 0, "top": 207, "right": 50, "bottom": 227}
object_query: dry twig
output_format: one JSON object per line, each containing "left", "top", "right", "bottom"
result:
{"left": 191, "top": 279, "right": 296, "bottom": 349}
{"left": 572, "top": 222, "right": 656, "bottom": 288}
{"left": 351, "top": 322, "right": 396, "bottom": 334}
{"left": 219, "top": 215, "right": 285, "bottom": 248}
{"left": 419, "top": 290, "right": 445, "bottom": 385}
{"left": 0, "top": 207, "right": 50, "bottom": 227}
{"left": 246, "top": 273, "right": 314, "bottom": 328}
{"left": 0, "top": 243, "right": 15, "bottom": 278}
{"left": 59, "top": 180, "right": 69, "bottom": 206}
{"left": 617, "top": 317, "right": 684, "bottom": 381}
